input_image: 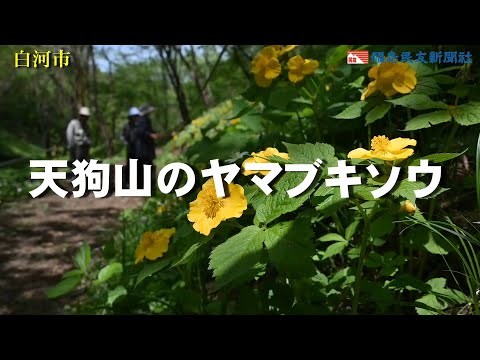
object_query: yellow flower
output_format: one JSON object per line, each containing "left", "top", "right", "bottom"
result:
{"left": 135, "top": 228, "right": 176, "bottom": 264}
{"left": 272, "top": 45, "right": 297, "bottom": 56}
{"left": 251, "top": 46, "right": 282, "bottom": 88}
{"left": 400, "top": 200, "right": 417, "bottom": 214}
{"left": 242, "top": 147, "right": 290, "bottom": 176}
{"left": 287, "top": 55, "right": 319, "bottom": 83}
{"left": 187, "top": 179, "right": 247, "bottom": 236}
{"left": 347, "top": 135, "right": 417, "bottom": 161}
{"left": 230, "top": 118, "right": 241, "bottom": 125}
{"left": 156, "top": 205, "right": 165, "bottom": 214}
{"left": 361, "top": 62, "right": 417, "bottom": 101}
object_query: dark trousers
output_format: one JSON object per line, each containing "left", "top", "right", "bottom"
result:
{"left": 68, "top": 145, "right": 90, "bottom": 178}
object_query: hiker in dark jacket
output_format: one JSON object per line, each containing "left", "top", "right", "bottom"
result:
{"left": 135, "top": 104, "right": 160, "bottom": 190}
{"left": 121, "top": 107, "right": 141, "bottom": 185}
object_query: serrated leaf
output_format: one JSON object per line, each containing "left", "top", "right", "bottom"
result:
{"left": 391, "top": 180, "right": 427, "bottom": 202}
{"left": 409, "top": 62, "right": 434, "bottom": 77}
{"left": 284, "top": 142, "right": 336, "bottom": 165}
{"left": 264, "top": 219, "right": 316, "bottom": 278}
{"left": 404, "top": 110, "right": 452, "bottom": 130}
{"left": 255, "top": 171, "right": 318, "bottom": 225}
{"left": 95, "top": 263, "right": 123, "bottom": 285}
{"left": 365, "top": 103, "right": 391, "bottom": 124}
{"left": 107, "top": 286, "right": 127, "bottom": 306}
{"left": 208, "top": 226, "right": 266, "bottom": 289}
{"left": 412, "top": 77, "right": 441, "bottom": 96}
{"left": 452, "top": 102, "right": 480, "bottom": 126}
{"left": 46, "top": 275, "right": 81, "bottom": 299}
{"left": 322, "top": 242, "right": 347, "bottom": 260}
{"left": 318, "top": 233, "right": 347, "bottom": 243}
{"left": 73, "top": 241, "right": 91, "bottom": 274}
{"left": 409, "top": 150, "right": 467, "bottom": 166}
{"left": 332, "top": 101, "right": 368, "bottom": 119}
{"left": 388, "top": 94, "right": 448, "bottom": 111}
{"left": 135, "top": 258, "right": 170, "bottom": 287}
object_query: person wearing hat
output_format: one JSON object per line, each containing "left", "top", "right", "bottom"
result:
{"left": 120, "top": 107, "right": 141, "bottom": 185}
{"left": 134, "top": 104, "right": 160, "bottom": 191}
{"left": 66, "top": 106, "right": 91, "bottom": 178}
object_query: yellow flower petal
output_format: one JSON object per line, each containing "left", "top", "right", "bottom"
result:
{"left": 242, "top": 148, "right": 289, "bottom": 175}
{"left": 361, "top": 81, "right": 378, "bottom": 101}
{"left": 288, "top": 71, "right": 305, "bottom": 83}
{"left": 302, "top": 59, "right": 319, "bottom": 75}
{"left": 287, "top": 55, "right": 304, "bottom": 71}
{"left": 187, "top": 179, "right": 248, "bottom": 236}
{"left": 387, "top": 138, "right": 417, "bottom": 153}
{"left": 264, "top": 58, "right": 281, "bottom": 79}
{"left": 400, "top": 200, "right": 417, "bottom": 214}
{"left": 392, "top": 79, "right": 412, "bottom": 94}
{"left": 347, "top": 148, "right": 373, "bottom": 159}
{"left": 368, "top": 66, "right": 379, "bottom": 79}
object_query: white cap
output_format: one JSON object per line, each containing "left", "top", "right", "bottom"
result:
{"left": 128, "top": 107, "right": 141, "bottom": 117}
{"left": 79, "top": 106, "right": 91, "bottom": 116}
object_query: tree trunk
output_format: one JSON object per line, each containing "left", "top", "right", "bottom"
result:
{"left": 89, "top": 45, "right": 113, "bottom": 156}
{"left": 189, "top": 45, "right": 215, "bottom": 108}
{"left": 156, "top": 45, "right": 191, "bottom": 125}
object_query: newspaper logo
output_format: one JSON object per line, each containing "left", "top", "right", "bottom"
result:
{"left": 347, "top": 50, "right": 369, "bottom": 64}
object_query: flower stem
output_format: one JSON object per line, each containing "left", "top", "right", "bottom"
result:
{"left": 351, "top": 199, "right": 374, "bottom": 314}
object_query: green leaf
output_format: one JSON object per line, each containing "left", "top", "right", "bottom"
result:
{"left": 107, "top": 286, "right": 127, "bottom": 306}
{"left": 404, "top": 110, "right": 452, "bottom": 130}
{"left": 391, "top": 179, "right": 427, "bottom": 202}
{"left": 268, "top": 85, "right": 298, "bottom": 110}
{"left": 46, "top": 275, "right": 81, "bottom": 299}
{"left": 409, "top": 150, "right": 467, "bottom": 166}
{"left": 255, "top": 171, "right": 318, "bottom": 225}
{"left": 332, "top": 101, "right": 368, "bottom": 119}
{"left": 409, "top": 62, "right": 434, "bottom": 77}
{"left": 313, "top": 184, "right": 348, "bottom": 215}
{"left": 448, "top": 84, "right": 472, "bottom": 98}
{"left": 427, "top": 277, "right": 446, "bottom": 291}
{"left": 370, "top": 213, "right": 395, "bottom": 238}
{"left": 318, "top": 233, "right": 347, "bottom": 243}
{"left": 352, "top": 184, "right": 377, "bottom": 200}
{"left": 435, "top": 288, "right": 469, "bottom": 305}
{"left": 322, "top": 242, "right": 347, "bottom": 260}
{"left": 387, "top": 94, "right": 448, "bottom": 111}
{"left": 62, "top": 269, "right": 84, "bottom": 279}
{"left": 73, "top": 241, "right": 91, "bottom": 274}
{"left": 365, "top": 103, "right": 391, "bottom": 124}
{"left": 415, "top": 294, "right": 444, "bottom": 315}
{"left": 94, "top": 263, "right": 123, "bottom": 285}
{"left": 345, "top": 220, "right": 360, "bottom": 241}
{"left": 432, "top": 74, "right": 455, "bottom": 85}
{"left": 423, "top": 231, "right": 451, "bottom": 255}
{"left": 412, "top": 77, "right": 441, "bottom": 96}
{"left": 284, "top": 142, "right": 336, "bottom": 165}
{"left": 452, "top": 102, "right": 480, "bottom": 126}
{"left": 326, "top": 45, "right": 352, "bottom": 67}
{"left": 208, "top": 226, "right": 266, "bottom": 289}
{"left": 264, "top": 219, "right": 316, "bottom": 278}
{"left": 135, "top": 258, "right": 170, "bottom": 287}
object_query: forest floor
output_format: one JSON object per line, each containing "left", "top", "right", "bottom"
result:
{"left": 0, "top": 176, "right": 143, "bottom": 315}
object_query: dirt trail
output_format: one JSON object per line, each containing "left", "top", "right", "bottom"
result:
{"left": 0, "top": 187, "right": 143, "bottom": 314}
